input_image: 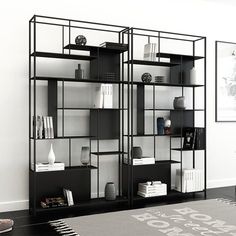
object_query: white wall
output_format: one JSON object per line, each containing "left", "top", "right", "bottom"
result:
{"left": 1, "top": 0, "right": 236, "bottom": 212}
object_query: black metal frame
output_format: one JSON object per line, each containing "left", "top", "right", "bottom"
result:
{"left": 29, "top": 15, "right": 129, "bottom": 215}
{"left": 127, "top": 27, "right": 207, "bottom": 205}
{"left": 215, "top": 40, "right": 236, "bottom": 122}
{"left": 29, "top": 15, "right": 207, "bottom": 215}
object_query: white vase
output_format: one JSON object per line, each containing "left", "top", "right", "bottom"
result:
{"left": 48, "top": 143, "right": 55, "bottom": 165}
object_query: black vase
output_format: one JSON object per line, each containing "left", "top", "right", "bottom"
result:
{"left": 105, "top": 182, "right": 116, "bottom": 201}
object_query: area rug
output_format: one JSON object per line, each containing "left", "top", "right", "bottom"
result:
{"left": 49, "top": 198, "right": 236, "bottom": 236}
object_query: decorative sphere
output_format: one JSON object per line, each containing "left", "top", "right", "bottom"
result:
{"left": 141, "top": 73, "right": 152, "bottom": 83}
{"left": 75, "top": 35, "right": 87, "bottom": 46}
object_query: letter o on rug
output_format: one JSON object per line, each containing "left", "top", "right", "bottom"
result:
{"left": 147, "top": 220, "right": 170, "bottom": 228}
{"left": 190, "top": 214, "right": 212, "bottom": 221}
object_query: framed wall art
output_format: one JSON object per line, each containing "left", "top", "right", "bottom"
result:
{"left": 216, "top": 40, "right": 236, "bottom": 122}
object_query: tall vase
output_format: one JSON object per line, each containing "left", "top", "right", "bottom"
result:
{"left": 105, "top": 182, "right": 116, "bottom": 201}
{"left": 48, "top": 143, "right": 55, "bottom": 165}
{"left": 81, "top": 146, "right": 90, "bottom": 166}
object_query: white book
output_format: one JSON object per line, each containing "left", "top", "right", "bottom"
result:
{"left": 103, "top": 84, "right": 113, "bottom": 108}
{"left": 94, "top": 85, "right": 103, "bottom": 108}
{"left": 46, "top": 117, "right": 51, "bottom": 139}
{"left": 124, "top": 157, "right": 155, "bottom": 165}
{"left": 43, "top": 116, "right": 48, "bottom": 139}
{"left": 49, "top": 116, "right": 54, "bottom": 139}
{"left": 137, "top": 191, "right": 167, "bottom": 198}
{"left": 67, "top": 190, "right": 74, "bottom": 206}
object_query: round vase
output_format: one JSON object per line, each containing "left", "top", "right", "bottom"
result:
{"left": 81, "top": 146, "right": 90, "bottom": 166}
{"left": 131, "top": 146, "right": 142, "bottom": 159}
{"left": 173, "top": 96, "right": 186, "bottom": 109}
{"left": 48, "top": 143, "right": 55, "bottom": 165}
{"left": 157, "top": 117, "right": 165, "bottom": 135}
{"left": 105, "top": 182, "right": 116, "bottom": 201}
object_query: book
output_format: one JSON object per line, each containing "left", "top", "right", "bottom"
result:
{"left": 183, "top": 128, "right": 196, "bottom": 150}
{"left": 33, "top": 162, "right": 65, "bottom": 172}
{"left": 46, "top": 117, "right": 51, "bottom": 139}
{"left": 43, "top": 116, "right": 48, "bottom": 139}
{"left": 175, "top": 169, "right": 204, "bottom": 193}
{"left": 49, "top": 116, "right": 54, "bottom": 139}
{"left": 143, "top": 43, "right": 157, "bottom": 61}
{"left": 63, "top": 189, "right": 74, "bottom": 206}
{"left": 124, "top": 157, "right": 155, "bottom": 165}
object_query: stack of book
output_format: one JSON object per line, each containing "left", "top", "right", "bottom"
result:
{"left": 94, "top": 84, "right": 113, "bottom": 108}
{"left": 137, "top": 181, "right": 167, "bottom": 198}
{"left": 143, "top": 43, "right": 157, "bottom": 61}
{"left": 124, "top": 156, "right": 155, "bottom": 165}
{"left": 63, "top": 188, "right": 74, "bottom": 206}
{"left": 175, "top": 169, "right": 204, "bottom": 193}
{"left": 32, "top": 162, "right": 65, "bottom": 172}
{"left": 183, "top": 127, "right": 205, "bottom": 150}
{"left": 34, "top": 115, "right": 54, "bottom": 139}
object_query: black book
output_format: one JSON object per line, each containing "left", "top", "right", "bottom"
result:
{"left": 183, "top": 128, "right": 196, "bottom": 150}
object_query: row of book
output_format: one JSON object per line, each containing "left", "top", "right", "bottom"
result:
{"left": 124, "top": 156, "right": 155, "bottom": 165}
{"left": 183, "top": 127, "right": 205, "bottom": 150}
{"left": 137, "top": 181, "right": 167, "bottom": 198}
{"left": 63, "top": 188, "right": 74, "bottom": 206}
{"left": 32, "top": 162, "right": 65, "bottom": 172}
{"left": 34, "top": 115, "right": 54, "bottom": 139}
{"left": 175, "top": 169, "right": 204, "bottom": 193}
{"left": 41, "top": 197, "right": 67, "bottom": 209}
{"left": 143, "top": 43, "right": 157, "bottom": 61}
{"left": 94, "top": 84, "right": 113, "bottom": 108}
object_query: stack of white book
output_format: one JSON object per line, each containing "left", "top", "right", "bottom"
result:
{"left": 94, "top": 84, "right": 113, "bottom": 108}
{"left": 32, "top": 162, "right": 65, "bottom": 172}
{"left": 35, "top": 115, "right": 54, "bottom": 139}
{"left": 124, "top": 156, "right": 155, "bottom": 165}
{"left": 137, "top": 181, "right": 167, "bottom": 198}
{"left": 175, "top": 169, "right": 204, "bottom": 193}
{"left": 143, "top": 43, "right": 157, "bottom": 61}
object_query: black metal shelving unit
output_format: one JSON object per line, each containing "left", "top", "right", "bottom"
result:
{"left": 124, "top": 27, "right": 206, "bottom": 206}
{"left": 29, "top": 15, "right": 130, "bottom": 215}
{"left": 29, "top": 15, "right": 207, "bottom": 215}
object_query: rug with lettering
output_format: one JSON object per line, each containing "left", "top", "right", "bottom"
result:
{"left": 49, "top": 199, "right": 236, "bottom": 236}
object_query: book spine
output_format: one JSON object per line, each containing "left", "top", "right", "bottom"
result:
{"left": 49, "top": 116, "right": 54, "bottom": 139}
{"left": 43, "top": 116, "right": 48, "bottom": 139}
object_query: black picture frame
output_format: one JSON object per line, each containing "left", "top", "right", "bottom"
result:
{"left": 215, "top": 40, "right": 236, "bottom": 122}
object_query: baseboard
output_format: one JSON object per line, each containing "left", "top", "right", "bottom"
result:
{"left": 207, "top": 178, "right": 236, "bottom": 189}
{"left": 0, "top": 200, "right": 29, "bottom": 212}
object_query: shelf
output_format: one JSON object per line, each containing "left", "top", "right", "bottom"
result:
{"left": 31, "top": 52, "right": 96, "bottom": 60}
{"left": 171, "top": 148, "right": 205, "bottom": 151}
{"left": 30, "top": 135, "right": 94, "bottom": 140}
{"left": 91, "top": 151, "right": 127, "bottom": 156}
{"left": 124, "top": 59, "right": 179, "bottom": 67}
{"left": 124, "top": 160, "right": 180, "bottom": 166}
{"left": 57, "top": 107, "right": 125, "bottom": 110}
{"left": 132, "top": 81, "right": 204, "bottom": 87}
{"left": 124, "top": 134, "right": 173, "bottom": 137}
{"left": 36, "top": 196, "right": 128, "bottom": 213}
{"left": 30, "top": 76, "right": 125, "bottom": 84}
{"left": 134, "top": 189, "right": 205, "bottom": 201}
{"left": 145, "top": 108, "right": 204, "bottom": 111}
{"left": 64, "top": 44, "right": 128, "bottom": 53}
{"left": 31, "top": 165, "right": 97, "bottom": 173}
{"left": 156, "top": 52, "right": 204, "bottom": 61}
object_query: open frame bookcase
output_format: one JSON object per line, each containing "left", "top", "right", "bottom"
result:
{"left": 29, "top": 15, "right": 206, "bottom": 215}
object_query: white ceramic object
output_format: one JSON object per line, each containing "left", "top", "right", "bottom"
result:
{"left": 190, "top": 67, "right": 197, "bottom": 85}
{"left": 48, "top": 143, "right": 56, "bottom": 165}
{"left": 164, "top": 119, "right": 171, "bottom": 127}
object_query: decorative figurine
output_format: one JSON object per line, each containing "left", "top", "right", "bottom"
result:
{"left": 75, "top": 35, "right": 87, "bottom": 46}
{"left": 141, "top": 73, "right": 152, "bottom": 83}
